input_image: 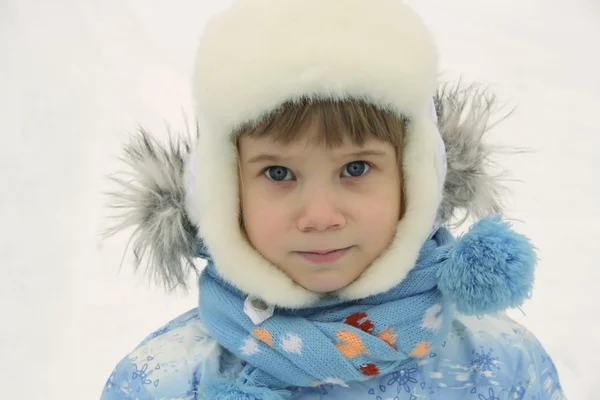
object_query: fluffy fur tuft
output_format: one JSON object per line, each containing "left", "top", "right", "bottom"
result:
{"left": 434, "top": 83, "right": 512, "bottom": 227}
{"left": 436, "top": 216, "right": 536, "bottom": 315}
{"left": 103, "top": 126, "right": 201, "bottom": 291}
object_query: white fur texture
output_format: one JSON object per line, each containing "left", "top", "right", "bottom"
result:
{"left": 186, "top": 0, "right": 443, "bottom": 308}
{"left": 192, "top": 0, "right": 438, "bottom": 135}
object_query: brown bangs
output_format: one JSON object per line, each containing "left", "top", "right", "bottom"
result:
{"left": 233, "top": 97, "right": 406, "bottom": 151}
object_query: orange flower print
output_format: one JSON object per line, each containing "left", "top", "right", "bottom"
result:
{"left": 336, "top": 330, "right": 367, "bottom": 358}
{"left": 253, "top": 328, "right": 273, "bottom": 348}
{"left": 410, "top": 341, "right": 431, "bottom": 358}
{"left": 377, "top": 327, "right": 398, "bottom": 350}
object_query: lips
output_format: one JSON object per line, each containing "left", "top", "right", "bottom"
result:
{"left": 296, "top": 247, "right": 352, "bottom": 264}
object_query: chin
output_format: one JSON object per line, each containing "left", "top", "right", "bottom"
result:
{"left": 304, "top": 282, "right": 347, "bottom": 294}
{"left": 299, "top": 272, "right": 356, "bottom": 294}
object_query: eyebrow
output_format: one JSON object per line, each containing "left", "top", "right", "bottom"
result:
{"left": 246, "top": 154, "right": 291, "bottom": 164}
{"left": 345, "top": 149, "right": 389, "bottom": 159}
{"left": 246, "top": 149, "right": 389, "bottom": 164}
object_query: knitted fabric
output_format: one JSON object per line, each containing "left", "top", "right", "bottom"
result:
{"left": 198, "top": 228, "right": 455, "bottom": 391}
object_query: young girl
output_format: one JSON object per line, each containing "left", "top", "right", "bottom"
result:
{"left": 100, "top": 0, "right": 566, "bottom": 399}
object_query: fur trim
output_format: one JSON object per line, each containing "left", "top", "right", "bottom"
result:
{"left": 192, "top": 0, "right": 438, "bottom": 136}
{"left": 186, "top": 0, "right": 442, "bottom": 308}
{"left": 103, "top": 127, "right": 200, "bottom": 291}
{"left": 186, "top": 117, "right": 442, "bottom": 308}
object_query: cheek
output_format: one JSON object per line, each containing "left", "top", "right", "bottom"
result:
{"left": 357, "top": 185, "right": 401, "bottom": 238}
{"left": 241, "top": 189, "right": 289, "bottom": 249}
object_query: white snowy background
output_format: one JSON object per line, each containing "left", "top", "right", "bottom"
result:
{"left": 1, "top": 0, "right": 598, "bottom": 398}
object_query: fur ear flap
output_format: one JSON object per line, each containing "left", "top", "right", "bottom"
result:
{"left": 102, "top": 125, "right": 203, "bottom": 291}
{"left": 434, "top": 82, "right": 514, "bottom": 227}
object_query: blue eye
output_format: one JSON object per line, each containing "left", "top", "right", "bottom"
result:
{"left": 342, "top": 161, "right": 370, "bottom": 177}
{"left": 265, "top": 166, "right": 294, "bottom": 181}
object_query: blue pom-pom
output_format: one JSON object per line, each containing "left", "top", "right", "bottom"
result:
{"left": 200, "top": 376, "right": 291, "bottom": 400}
{"left": 437, "top": 216, "right": 536, "bottom": 315}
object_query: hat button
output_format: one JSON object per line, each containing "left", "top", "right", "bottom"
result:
{"left": 251, "top": 298, "right": 268, "bottom": 312}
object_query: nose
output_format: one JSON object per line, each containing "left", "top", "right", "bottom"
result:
{"left": 297, "top": 188, "right": 346, "bottom": 232}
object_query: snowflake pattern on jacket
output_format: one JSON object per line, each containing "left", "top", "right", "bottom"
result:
{"left": 100, "top": 309, "right": 566, "bottom": 400}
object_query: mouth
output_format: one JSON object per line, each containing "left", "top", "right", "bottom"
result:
{"left": 296, "top": 246, "right": 353, "bottom": 264}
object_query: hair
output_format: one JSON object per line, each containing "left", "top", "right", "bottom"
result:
{"left": 234, "top": 97, "right": 405, "bottom": 149}
{"left": 233, "top": 97, "right": 407, "bottom": 217}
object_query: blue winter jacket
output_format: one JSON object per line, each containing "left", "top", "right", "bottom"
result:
{"left": 100, "top": 307, "right": 566, "bottom": 399}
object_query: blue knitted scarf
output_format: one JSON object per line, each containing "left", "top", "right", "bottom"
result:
{"left": 198, "top": 228, "right": 456, "bottom": 397}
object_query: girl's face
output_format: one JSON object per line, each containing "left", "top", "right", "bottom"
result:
{"left": 238, "top": 118, "right": 401, "bottom": 293}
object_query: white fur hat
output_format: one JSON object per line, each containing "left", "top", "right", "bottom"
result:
{"left": 185, "top": 0, "right": 447, "bottom": 308}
